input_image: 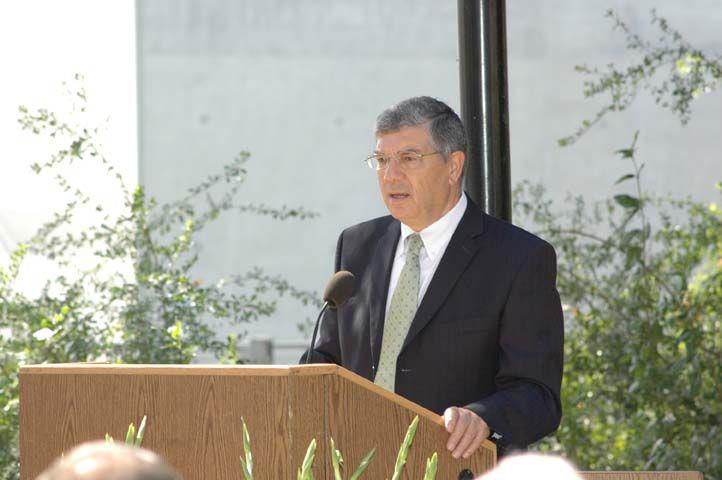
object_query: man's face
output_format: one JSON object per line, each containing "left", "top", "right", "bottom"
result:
{"left": 375, "top": 124, "right": 464, "bottom": 232}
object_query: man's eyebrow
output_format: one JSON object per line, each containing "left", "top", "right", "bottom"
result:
{"left": 372, "top": 148, "right": 422, "bottom": 155}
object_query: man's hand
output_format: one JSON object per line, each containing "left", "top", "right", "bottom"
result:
{"left": 443, "top": 407, "right": 490, "bottom": 459}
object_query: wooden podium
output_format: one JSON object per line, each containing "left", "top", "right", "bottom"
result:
{"left": 20, "top": 364, "right": 496, "bottom": 479}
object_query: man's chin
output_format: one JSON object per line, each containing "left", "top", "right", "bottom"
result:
{"left": 386, "top": 206, "right": 415, "bottom": 226}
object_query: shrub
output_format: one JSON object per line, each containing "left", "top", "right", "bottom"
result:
{"left": 0, "top": 77, "right": 317, "bottom": 479}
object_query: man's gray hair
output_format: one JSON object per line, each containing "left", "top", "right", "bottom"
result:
{"left": 374, "top": 96, "right": 467, "bottom": 158}
{"left": 36, "top": 441, "right": 181, "bottom": 480}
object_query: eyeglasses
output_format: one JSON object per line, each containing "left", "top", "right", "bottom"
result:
{"left": 365, "top": 150, "right": 442, "bottom": 171}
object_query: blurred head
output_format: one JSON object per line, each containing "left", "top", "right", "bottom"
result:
{"left": 372, "top": 96, "right": 467, "bottom": 232}
{"left": 36, "top": 442, "right": 181, "bottom": 480}
{"left": 476, "top": 453, "right": 582, "bottom": 480}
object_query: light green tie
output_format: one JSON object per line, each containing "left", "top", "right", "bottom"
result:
{"left": 374, "top": 233, "right": 423, "bottom": 392}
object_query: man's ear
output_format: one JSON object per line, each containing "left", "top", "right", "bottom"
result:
{"left": 448, "top": 151, "right": 465, "bottom": 184}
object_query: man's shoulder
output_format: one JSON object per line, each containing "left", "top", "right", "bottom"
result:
{"left": 333, "top": 215, "right": 398, "bottom": 265}
{"left": 479, "top": 210, "right": 554, "bottom": 254}
{"left": 340, "top": 215, "right": 397, "bottom": 241}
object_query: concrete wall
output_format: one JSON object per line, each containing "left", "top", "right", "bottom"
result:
{"left": 136, "top": 1, "right": 722, "bottom": 363}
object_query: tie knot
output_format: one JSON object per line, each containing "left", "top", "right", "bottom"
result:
{"left": 405, "top": 233, "right": 423, "bottom": 259}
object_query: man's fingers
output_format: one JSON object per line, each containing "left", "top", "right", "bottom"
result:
{"left": 444, "top": 408, "right": 491, "bottom": 459}
{"left": 462, "top": 428, "right": 486, "bottom": 459}
{"left": 443, "top": 407, "right": 458, "bottom": 433}
{"left": 451, "top": 416, "right": 479, "bottom": 458}
{"left": 445, "top": 409, "right": 471, "bottom": 451}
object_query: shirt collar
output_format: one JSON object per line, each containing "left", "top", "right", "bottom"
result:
{"left": 399, "top": 193, "right": 467, "bottom": 262}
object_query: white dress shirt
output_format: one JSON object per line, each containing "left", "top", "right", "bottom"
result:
{"left": 384, "top": 194, "right": 467, "bottom": 317}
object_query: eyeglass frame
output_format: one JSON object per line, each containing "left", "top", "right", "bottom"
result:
{"left": 365, "top": 150, "right": 443, "bottom": 171}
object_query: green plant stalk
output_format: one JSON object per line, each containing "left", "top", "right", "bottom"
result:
{"left": 135, "top": 416, "right": 147, "bottom": 447}
{"left": 330, "top": 437, "right": 343, "bottom": 480}
{"left": 391, "top": 416, "right": 419, "bottom": 480}
{"left": 124, "top": 423, "right": 136, "bottom": 446}
{"left": 239, "top": 458, "right": 253, "bottom": 480}
{"left": 298, "top": 438, "right": 316, "bottom": 480}
{"left": 349, "top": 447, "right": 376, "bottom": 480}
{"left": 239, "top": 418, "right": 254, "bottom": 480}
{"left": 422, "top": 452, "right": 438, "bottom": 480}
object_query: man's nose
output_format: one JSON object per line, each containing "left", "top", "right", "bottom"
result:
{"left": 382, "top": 158, "right": 404, "bottom": 181}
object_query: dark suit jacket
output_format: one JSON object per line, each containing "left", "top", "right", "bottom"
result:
{"left": 306, "top": 197, "right": 563, "bottom": 449}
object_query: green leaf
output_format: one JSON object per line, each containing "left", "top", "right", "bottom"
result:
{"left": 70, "top": 139, "right": 83, "bottom": 157}
{"left": 391, "top": 416, "right": 419, "bottom": 480}
{"left": 298, "top": 438, "right": 316, "bottom": 480}
{"left": 168, "top": 321, "right": 182, "bottom": 340}
{"left": 330, "top": 437, "right": 343, "bottom": 480}
{"left": 614, "top": 194, "right": 640, "bottom": 209}
{"left": 240, "top": 458, "right": 254, "bottom": 480}
{"left": 423, "top": 452, "right": 438, "bottom": 480}
{"left": 614, "top": 174, "right": 635, "bottom": 185}
{"left": 614, "top": 148, "right": 635, "bottom": 159}
{"left": 240, "top": 417, "right": 254, "bottom": 480}
{"left": 125, "top": 423, "right": 136, "bottom": 446}
{"left": 135, "top": 415, "right": 147, "bottom": 447}
{"left": 676, "top": 58, "right": 692, "bottom": 77}
{"left": 349, "top": 447, "right": 376, "bottom": 480}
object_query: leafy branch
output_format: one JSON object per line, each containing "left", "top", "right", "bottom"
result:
{"left": 559, "top": 9, "right": 722, "bottom": 146}
{"left": 0, "top": 78, "right": 319, "bottom": 479}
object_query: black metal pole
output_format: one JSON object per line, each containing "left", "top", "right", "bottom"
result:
{"left": 457, "top": 0, "right": 483, "bottom": 208}
{"left": 457, "top": 0, "right": 512, "bottom": 222}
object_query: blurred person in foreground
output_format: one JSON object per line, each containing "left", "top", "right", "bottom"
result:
{"left": 36, "top": 441, "right": 181, "bottom": 480}
{"left": 477, "top": 453, "right": 582, "bottom": 480}
{"left": 304, "top": 96, "right": 563, "bottom": 458}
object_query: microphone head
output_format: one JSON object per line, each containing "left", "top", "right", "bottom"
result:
{"left": 323, "top": 270, "right": 356, "bottom": 309}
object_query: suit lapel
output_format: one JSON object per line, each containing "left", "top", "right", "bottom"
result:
{"left": 368, "top": 220, "right": 400, "bottom": 371}
{"left": 402, "top": 200, "right": 486, "bottom": 350}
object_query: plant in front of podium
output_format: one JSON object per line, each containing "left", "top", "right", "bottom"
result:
{"left": 237, "top": 416, "right": 438, "bottom": 479}
{"left": 104, "top": 416, "right": 147, "bottom": 447}
{"left": 516, "top": 143, "right": 722, "bottom": 476}
{"left": 0, "top": 77, "right": 317, "bottom": 479}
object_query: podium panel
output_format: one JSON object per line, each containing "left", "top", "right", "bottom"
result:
{"left": 20, "top": 364, "right": 496, "bottom": 479}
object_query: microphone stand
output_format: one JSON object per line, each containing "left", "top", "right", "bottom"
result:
{"left": 305, "top": 301, "right": 329, "bottom": 365}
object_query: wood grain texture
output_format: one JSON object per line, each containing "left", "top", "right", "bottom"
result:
{"left": 21, "top": 363, "right": 496, "bottom": 479}
{"left": 22, "top": 363, "right": 337, "bottom": 376}
{"left": 20, "top": 368, "right": 290, "bottom": 479}
{"left": 326, "top": 374, "right": 495, "bottom": 479}
{"left": 329, "top": 364, "right": 495, "bottom": 451}
{"left": 580, "top": 472, "right": 703, "bottom": 480}
{"left": 288, "top": 369, "right": 328, "bottom": 480}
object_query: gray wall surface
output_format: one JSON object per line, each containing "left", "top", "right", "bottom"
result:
{"left": 137, "top": 1, "right": 722, "bottom": 363}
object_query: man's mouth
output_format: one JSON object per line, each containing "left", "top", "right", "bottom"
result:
{"left": 389, "top": 193, "right": 410, "bottom": 201}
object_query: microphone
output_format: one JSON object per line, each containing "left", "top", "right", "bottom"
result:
{"left": 322, "top": 270, "right": 356, "bottom": 309}
{"left": 305, "top": 271, "right": 356, "bottom": 365}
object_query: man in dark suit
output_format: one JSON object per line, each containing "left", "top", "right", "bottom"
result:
{"left": 305, "top": 96, "right": 563, "bottom": 458}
